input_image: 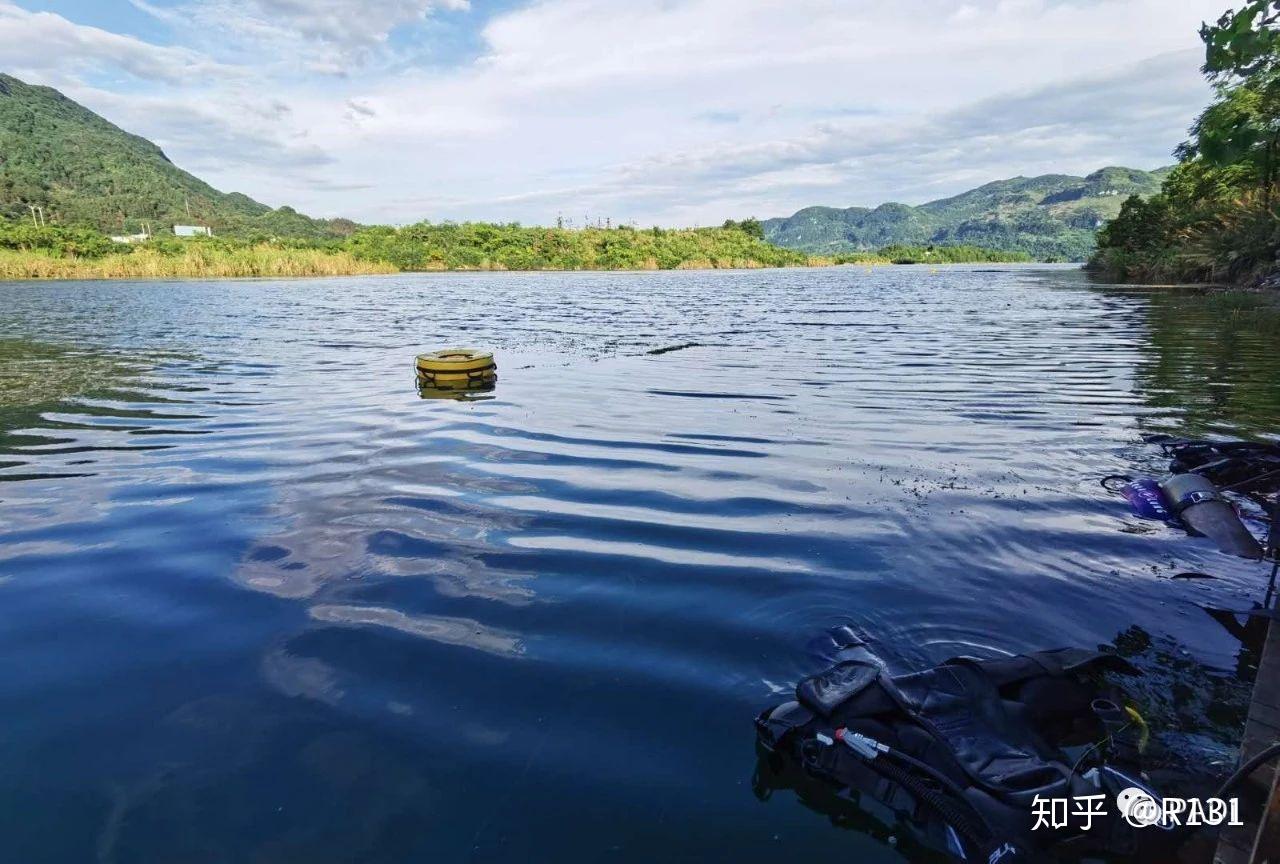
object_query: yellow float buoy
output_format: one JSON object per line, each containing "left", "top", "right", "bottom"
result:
{"left": 415, "top": 348, "right": 497, "bottom": 391}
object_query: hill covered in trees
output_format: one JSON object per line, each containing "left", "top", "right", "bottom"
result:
{"left": 0, "top": 72, "right": 1053, "bottom": 278}
{"left": 763, "top": 167, "right": 1169, "bottom": 261}
{"left": 0, "top": 73, "right": 353, "bottom": 240}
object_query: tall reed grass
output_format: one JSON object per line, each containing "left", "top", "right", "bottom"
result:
{"left": 0, "top": 243, "right": 1015, "bottom": 281}
{"left": 0, "top": 246, "right": 397, "bottom": 280}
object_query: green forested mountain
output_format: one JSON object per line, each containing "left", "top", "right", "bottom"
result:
{"left": 763, "top": 167, "right": 1170, "bottom": 261}
{"left": 0, "top": 73, "right": 352, "bottom": 239}
{"left": 1, "top": 71, "right": 1161, "bottom": 265}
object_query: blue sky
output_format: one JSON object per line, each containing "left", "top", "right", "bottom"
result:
{"left": 0, "top": 0, "right": 1228, "bottom": 225}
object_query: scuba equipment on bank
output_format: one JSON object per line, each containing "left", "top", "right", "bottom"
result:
{"left": 1103, "top": 434, "right": 1280, "bottom": 559}
{"left": 755, "top": 634, "right": 1180, "bottom": 863}
{"left": 1103, "top": 473, "right": 1264, "bottom": 560}
{"left": 1103, "top": 472, "right": 1263, "bottom": 559}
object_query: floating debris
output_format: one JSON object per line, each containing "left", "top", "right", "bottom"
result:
{"left": 645, "top": 342, "right": 702, "bottom": 356}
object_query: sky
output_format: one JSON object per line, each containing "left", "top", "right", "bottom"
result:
{"left": 0, "top": 0, "right": 1231, "bottom": 226}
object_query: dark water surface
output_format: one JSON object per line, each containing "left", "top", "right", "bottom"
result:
{"left": 1, "top": 266, "right": 1278, "bottom": 863}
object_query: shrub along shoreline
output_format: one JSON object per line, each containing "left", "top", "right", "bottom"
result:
{"left": 0, "top": 218, "right": 1033, "bottom": 281}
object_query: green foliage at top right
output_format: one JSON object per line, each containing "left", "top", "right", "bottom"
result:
{"left": 1093, "top": 2, "right": 1280, "bottom": 285}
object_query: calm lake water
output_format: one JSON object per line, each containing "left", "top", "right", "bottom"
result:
{"left": 1, "top": 265, "right": 1278, "bottom": 863}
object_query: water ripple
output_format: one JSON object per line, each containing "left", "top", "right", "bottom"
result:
{"left": 0, "top": 267, "right": 1277, "bottom": 862}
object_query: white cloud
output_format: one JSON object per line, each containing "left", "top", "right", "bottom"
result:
{"left": 306, "top": 0, "right": 1222, "bottom": 223}
{"left": 0, "top": 2, "right": 236, "bottom": 85}
{"left": 0, "top": 0, "right": 1231, "bottom": 223}
{"left": 616, "top": 51, "right": 1204, "bottom": 192}
{"left": 242, "top": 0, "right": 468, "bottom": 47}
{"left": 74, "top": 88, "right": 333, "bottom": 172}
{"left": 132, "top": 0, "right": 470, "bottom": 71}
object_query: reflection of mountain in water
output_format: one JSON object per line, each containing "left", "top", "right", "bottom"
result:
{"left": 231, "top": 430, "right": 540, "bottom": 666}
{"left": 0, "top": 338, "right": 200, "bottom": 481}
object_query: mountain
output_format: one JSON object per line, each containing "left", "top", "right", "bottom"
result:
{"left": 762, "top": 167, "right": 1171, "bottom": 261}
{"left": 0, "top": 73, "right": 352, "bottom": 239}
{"left": 0, "top": 72, "right": 1164, "bottom": 257}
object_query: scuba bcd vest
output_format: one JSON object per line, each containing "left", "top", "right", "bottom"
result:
{"left": 754, "top": 647, "right": 1178, "bottom": 863}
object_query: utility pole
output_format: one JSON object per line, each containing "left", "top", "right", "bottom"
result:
{"left": 27, "top": 204, "right": 38, "bottom": 227}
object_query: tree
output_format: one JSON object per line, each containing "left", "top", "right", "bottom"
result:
{"left": 1093, "top": 2, "right": 1280, "bottom": 282}
{"left": 721, "top": 217, "right": 764, "bottom": 240}
{"left": 1187, "top": 2, "right": 1280, "bottom": 185}
{"left": 1202, "top": 1, "right": 1280, "bottom": 79}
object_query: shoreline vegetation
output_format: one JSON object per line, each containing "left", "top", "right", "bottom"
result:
{"left": 0, "top": 219, "right": 1031, "bottom": 281}
{"left": 1090, "top": 2, "right": 1280, "bottom": 288}
{"left": 0, "top": 246, "right": 396, "bottom": 280}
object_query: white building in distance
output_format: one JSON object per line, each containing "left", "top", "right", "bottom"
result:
{"left": 174, "top": 225, "right": 212, "bottom": 237}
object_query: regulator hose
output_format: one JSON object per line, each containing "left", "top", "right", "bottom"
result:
{"left": 864, "top": 750, "right": 995, "bottom": 855}
{"left": 832, "top": 730, "right": 1030, "bottom": 862}
{"left": 1214, "top": 741, "right": 1280, "bottom": 800}
{"left": 1101, "top": 474, "right": 1133, "bottom": 493}
{"left": 1167, "top": 740, "right": 1280, "bottom": 848}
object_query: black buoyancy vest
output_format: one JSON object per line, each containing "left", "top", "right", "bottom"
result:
{"left": 756, "top": 648, "right": 1142, "bottom": 857}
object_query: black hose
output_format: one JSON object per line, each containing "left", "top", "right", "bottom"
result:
{"left": 1101, "top": 474, "right": 1133, "bottom": 493}
{"left": 861, "top": 748, "right": 994, "bottom": 855}
{"left": 880, "top": 745, "right": 976, "bottom": 806}
{"left": 1214, "top": 741, "right": 1280, "bottom": 799}
{"left": 1168, "top": 740, "right": 1280, "bottom": 849}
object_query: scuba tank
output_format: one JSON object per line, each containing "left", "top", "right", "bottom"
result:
{"left": 1104, "top": 473, "right": 1263, "bottom": 559}
{"left": 1160, "top": 473, "right": 1263, "bottom": 560}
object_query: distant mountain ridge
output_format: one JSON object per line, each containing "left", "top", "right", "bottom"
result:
{"left": 0, "top": 73, "right": 353, "bottom": 239}
{"left": 762, "top": 167, "right": 1171, "bottom": 261}
{"left": 1, "top": 72, "right": 1164, "bottom": 257}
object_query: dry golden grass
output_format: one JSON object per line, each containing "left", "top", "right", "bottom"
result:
{"left": 0, "top": 246, "right": 397, "bottom": 280}
{"left": 0, "top": 246, "right": 854, "bottom": 280}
